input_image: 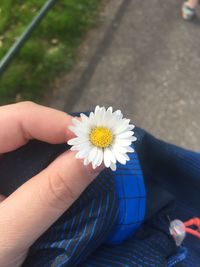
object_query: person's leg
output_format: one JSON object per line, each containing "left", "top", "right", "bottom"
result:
{"left": 182, "top": 0, "right": 198, "bottom": 20}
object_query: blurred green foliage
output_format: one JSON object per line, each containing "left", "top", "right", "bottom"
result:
{"left": 0, "top": 0, "right": 101, "bottom": 104}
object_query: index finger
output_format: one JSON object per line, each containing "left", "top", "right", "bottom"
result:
{"left": 0, "top": 102, "right": 74, "bottom": 153}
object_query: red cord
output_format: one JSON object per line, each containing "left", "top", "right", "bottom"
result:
{"left": 184, "top": 218, "right": 200, "bottom": 239}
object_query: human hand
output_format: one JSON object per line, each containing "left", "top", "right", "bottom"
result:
{"left": 0, "top": 102, "right": 104, "bottom": 267}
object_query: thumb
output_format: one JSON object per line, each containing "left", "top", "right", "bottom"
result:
{"left": 0, "top": 150, "right": 104, "bottom": 250}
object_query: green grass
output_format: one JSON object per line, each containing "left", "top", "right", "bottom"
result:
{"left": 0, "top": 0, "right": 102, "bottom": 105}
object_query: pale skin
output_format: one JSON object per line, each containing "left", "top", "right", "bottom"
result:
{"left": 0, "top": 102, "right": 104, "bottom": 267}
{"left": 185, "top": 0, "right": 198, "bottom": 8}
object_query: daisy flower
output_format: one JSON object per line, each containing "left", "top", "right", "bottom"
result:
{"left": 67, "top": 106, "right": 137, "bottom": 171}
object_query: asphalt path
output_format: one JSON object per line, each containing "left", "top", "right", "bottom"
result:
{"left": 50, "top": 0, "right": 200, "bottom": 151}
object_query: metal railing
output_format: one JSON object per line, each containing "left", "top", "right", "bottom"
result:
{"left": 0, "top": 0, "right": 57, "bottom": 76}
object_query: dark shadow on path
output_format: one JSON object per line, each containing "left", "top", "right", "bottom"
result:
{"left": 64, "top": 0, "right": 132, "bottom": 112}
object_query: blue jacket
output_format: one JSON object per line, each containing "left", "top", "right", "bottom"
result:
{"left": 0, "top": 127, "right": 199, "bottom": 267}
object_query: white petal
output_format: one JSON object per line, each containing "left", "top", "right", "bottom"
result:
{"left": 116, "top": 136, "right": 137, "bottom": 144}
{"left": 92, "top": 149, "right": 100, "bottom": 166}
{"left": 127, "top": 124, "right": 135, "bottom": 131}
{"left": 105, "top": 107, "right": 113, "bottom": 120}
{"left": 89, "top": 111, "right": 95, "bottom": 119}
{"left": 68, "top": 126, "right": 87, "bottom": 137}
{"left": 67, "top": 138, "right": 81, "bottom": 146}
{"left": 124, "top": 153, "right": 130, "bottom": 161}
{"left": 113, "top": 110, "right": 123, "bottom": 119}
{"left": 97, "top": 149, "right": 103, "bottom": 166}
{"left": 117, "top": 131, "right": 134, "bottom": 139}
{"left": 80, "top": 113, "right": 89, "bottom": 123}
{"left": 92, "top": 163, "right": 96, "bottom": 169}
{"left": 115, "top": 139, "right": 132, "bottom": 147}
{"left": 68, "top": 137, "right": 88, "bottom": 146}
{"left": 75, "top": 145, "right": 93, "bottom": 159}
{"left": 75, "top": 151, "right": 85, "bottom": 159}
{"left": 126, "top": 146, "right": 135, "bottom": 153}
{"left": 114, "top": 150, "right": 127, "bottom": 165}
{"left": 112, "top": 144, "right": 135, "bottom": 155}
{"left": 88, "top": 146, "right": 98, "bottom": 163}
{"left": 68, "top": 125, "right": 77, "bottom": 133}
{"left": 107, "top": 106, "right": 113, "bottom": 113}
{"left": 98, "top": 108, "right": 106, "bottom": 125}
{"left": 125, "top": 118, "right": 131, "bottom": 124}
{"left": 89, "top": 112, "right": 96, "bottom": 126}
{"left": 128, "top": 136, "right": 137, "bottom": 142}
{"left": 104, "top": 149, "right": 112, "bottom": 168}
{"left": 94, "top": 109, "right": 103, "bottom": 126}
{"left": 72, "top": 118, "right": 81, "bottom": 126}
{"left": 94, "top": 105, "right": 101, "bottom": 113}
{"left": 113, "top": 121, "right": 129, "bottom": 135}
{"left": 71, "top": 142, "right": 90, "bottom": 151}
{"left": 84, "top": 157, "right": 90, "bottom": 166}
{"left": 110, "top": 162, "right": 117, "bottom": 171}
{"left": 92, "top": 160, "right": 99, "bottom": 169}
{"left": 69, "top": 123, "right": 90, "bottom": 136}
{"left": 105, "top": 147, "right": 116, "bottom": 164}
{"left": 93, "top": 148, "right": 103, "bottom": 166}
{"left": 105, "top": 117, "right": 116, "bottom": 128}
{"left": 102, "top": 115, "right": 116, "bottom": 128}
{"left": 111, "top": 144, "right": 128, "bottom": 154}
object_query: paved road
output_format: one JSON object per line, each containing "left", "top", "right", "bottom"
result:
{"left": 50, "top": 0, "right": 200, "bottom": 151}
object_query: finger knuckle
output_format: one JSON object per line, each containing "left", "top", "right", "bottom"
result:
{"left": 18, "top": 101, "right": 36, "bottom": 109}
{"left": 47, "top": 171, "right": 78, "bottom": 209}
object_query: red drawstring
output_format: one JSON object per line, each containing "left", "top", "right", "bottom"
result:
{"left": 184, "top": 217, "right": 200, "bottom": 239}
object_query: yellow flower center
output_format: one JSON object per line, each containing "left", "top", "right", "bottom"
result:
{"left": 90, "top": 127, "right": 113, "bottom": 148}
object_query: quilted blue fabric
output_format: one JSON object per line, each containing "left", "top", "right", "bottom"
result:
{"left": 107, "top": 149, "right": 146, "bottom": 244}
{"left": 0, "top": 127, "right": 200, "bottom": 267}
